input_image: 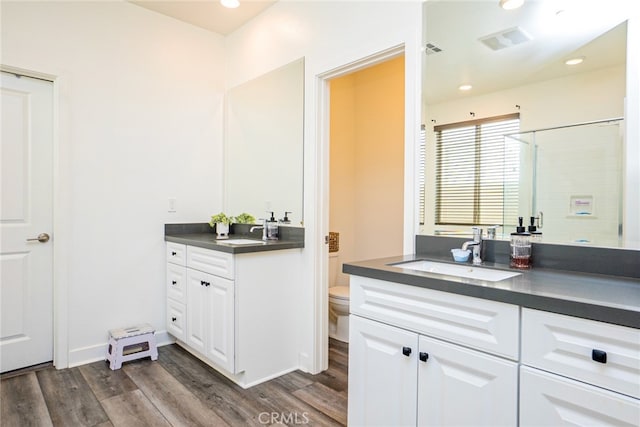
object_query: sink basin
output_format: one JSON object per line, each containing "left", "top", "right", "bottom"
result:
{"left": 217, "top": 239, "right": 264, "bottom": 245}
{"left": 392, "top": 260, "right": 521, "bottom": 282}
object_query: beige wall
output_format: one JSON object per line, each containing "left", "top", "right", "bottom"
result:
{"left": 330, "top": 56, "right": 405, "bottom": 286}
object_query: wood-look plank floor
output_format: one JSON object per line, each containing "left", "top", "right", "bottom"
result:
{"left": 1, "top": 339, "right": 348, "bottom": 427}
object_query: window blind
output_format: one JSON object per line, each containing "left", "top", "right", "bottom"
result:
{"left": 435, "top": 113, "right": 520, "bottom": 226}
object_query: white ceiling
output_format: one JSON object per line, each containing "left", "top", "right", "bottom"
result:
{"left": 129, "top": 0, "right": 277, "bottom": 35}
{"left": 424, "top": 0, "right": 630, "bottom": 104}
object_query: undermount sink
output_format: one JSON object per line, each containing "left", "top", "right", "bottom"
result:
{"left": 217, "top": 239, "right": 264, "bottom": 245}
{"left": 392, "top": 260, "right": 521, "bottom": 282}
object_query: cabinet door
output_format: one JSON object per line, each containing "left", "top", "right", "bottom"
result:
{"left": 417, "top": 335, "right": 517, "bottom": 426}
{"left": 348, "top": 315, "right": 418, "bottom": 427}
{"left": 186, "top": 269, "right": 209, "bottom": 355}
{"left": 521, "top": 366, "right": 640, "bottom": 427}
{"left": 205, "top": 274, "right": 235, "bottom": 373}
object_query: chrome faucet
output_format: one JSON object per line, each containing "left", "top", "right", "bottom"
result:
{"left": 250, "top": 219, "right": 268, "bottom": 241}
{"left": 462, "top": 227, "right": 483, "bottom": 265}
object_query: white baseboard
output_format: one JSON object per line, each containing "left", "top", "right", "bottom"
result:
{"left": 66, "top": 330, "right": 175, "bottom": 369}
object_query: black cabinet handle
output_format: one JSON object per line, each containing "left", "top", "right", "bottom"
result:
{"left": 592, "top": 349, "right": 607, "bottom": 364}
{"left": 171, "top": 317, "right": 177, "bottom": 322}
{"left": 419, "top": 352, "right": 429, "bottom": 362}
{"left": 200, "top": 281, "right": 210, "bottom": 287}
{"left": 172, "top": 280, "right": 177, "bottom": 285}
{"left": 171, "top": 251, "right": 177, "bottom": 256}
{"left": 402, "top": 346, "right": 412, "bottom": 357}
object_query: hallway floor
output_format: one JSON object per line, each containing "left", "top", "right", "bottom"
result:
{"left": 0, "top": 339, "right": 348, "bottom": 426}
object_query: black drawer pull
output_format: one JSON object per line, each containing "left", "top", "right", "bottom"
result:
{"left": 419, "top": 352, "right": 429, "bottom": 362}
{"left": 201, "top": 281, "right": 210, "bottom": 287}
{"left": 172, "top": 280, "right": 177, "bottom": 285}
{"left": 171, "top": 251, "right": 177, "bottom": 256}
{"left": 592, "top": 349, "right": 607, "bottom": 364}
{"left": 171, "top": 317, "right": 177, "bottom": 322}
{"left": 402, "top": 346, "right": 412, "bottom": 357}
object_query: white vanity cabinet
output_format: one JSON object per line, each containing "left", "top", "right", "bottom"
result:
{"left": 165, "top": 241, "right": 303, "bottom": 388}
{"left": 348, "top": 274, "right": 640, "bottom": 426}
{"left": 348, "top": 276, "right": 519, "bottom": 426}
{"left": 520, "top": 308, "right": 640, "bottom": 426}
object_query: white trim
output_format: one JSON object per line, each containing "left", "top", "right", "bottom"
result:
{"left": 624, "top": 15, "right": 640, "bottom": 247}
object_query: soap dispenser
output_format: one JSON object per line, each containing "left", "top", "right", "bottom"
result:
{"left": 266, "top": 211, "right": 279, "bottom": 240}
{"left": 528, "top": 216, "right": 543, "bottom": 242}
{"left": 280, "top": 211, "right": 292, "bottom": 224}
{"left": 510, "top": 217, "right": 531, "bottom": 269}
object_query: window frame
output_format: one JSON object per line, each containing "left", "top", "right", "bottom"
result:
{"left": 433, "top": 113, "right": 520, "bottom": 227}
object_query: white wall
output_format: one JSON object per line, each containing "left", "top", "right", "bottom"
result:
{"left": 2, "top": 0, "right": 423, "bottom": 372}
{"left": 225, "top": 0, "right": 423, "bottom": 372}
{"left": 1, "top": 1, "right": 226, "bottom": 367}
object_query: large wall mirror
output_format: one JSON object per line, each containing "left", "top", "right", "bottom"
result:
{"left": 224, "top": 58, "right": 304, "bottom": 225}
{"left": 421, "top": 0, "right": 637, "bottom": 248}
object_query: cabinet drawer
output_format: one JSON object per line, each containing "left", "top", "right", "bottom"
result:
{"left": 350, "top": 276, "right": 519, "bottom": 360}
{"left": 167, "top": 299, "right": 186, "bottom": 342}
{"left": 522, "top": 308, "right": 640, "bottom": 398}
{"left": 166, "top": 242, "right": 186, "bottom": 265}
{"left": 187, "top": 246, "right": 234, "bottom": 279}
{"left": 166, "top": 263, "right": 186, "bottom": 304}
{"left": 520, "top": 366, "right": 640, "bottom": 426}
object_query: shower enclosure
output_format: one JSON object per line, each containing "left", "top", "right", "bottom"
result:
{"left": 505, "top": 118, "right": 623, "bottom": 246}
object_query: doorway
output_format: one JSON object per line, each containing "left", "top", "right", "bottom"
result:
{"left": 325, "top": 54, "right": 405, "bottom": 353}
{"left": 1, "top": 71, "right": 54, "bottom": 373}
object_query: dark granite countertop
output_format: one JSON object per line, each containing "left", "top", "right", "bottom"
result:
{"left": 343, "top": 254, "right": 640, "bottom": 329}
{"left": 165, "top": 223, "right": 304, "bottom": 254}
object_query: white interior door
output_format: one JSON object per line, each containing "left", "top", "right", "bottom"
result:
{"left": 1, "top": 71, "right": 54, "bottom": 373}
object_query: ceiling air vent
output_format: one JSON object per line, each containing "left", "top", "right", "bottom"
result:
{"left": 425, "top": 42, "right": 443, "bottom": 55}
{"left": 479, "top": 26, "right": 532, "bottom": 51}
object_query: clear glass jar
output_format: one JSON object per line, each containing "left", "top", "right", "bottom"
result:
{"left": 510, "top": 232, "right": 531, "bottom": 269}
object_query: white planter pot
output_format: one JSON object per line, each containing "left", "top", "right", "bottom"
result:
{"left": 216, "top": 223, "right": 229, "bottom": 239}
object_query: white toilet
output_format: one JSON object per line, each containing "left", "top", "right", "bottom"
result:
{"left": 329, "top": 252, "right": 350, "bottom": 343}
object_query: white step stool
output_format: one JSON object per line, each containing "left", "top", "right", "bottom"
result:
{"left": 106, "top": 323, "right": 158, "bottom": 370}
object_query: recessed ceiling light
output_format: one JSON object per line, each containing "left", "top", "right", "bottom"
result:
{"left": 459, "top": 84, "right": 473, "bottom": 91}
{"left": 565, "top": 57, "right": 585, "bottom": 66}
{"left": 499, "top": 0, "right": 524, "bottom": 10}
{"left": 221, "top": 0, "right": 239, "bottom": 9}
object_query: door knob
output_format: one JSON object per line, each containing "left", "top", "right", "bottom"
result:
{"left": 26, "top": 233, "right": 50, "bottom": 243}
{"left": 402, "top": 346, "right": 412, "bottom": 357}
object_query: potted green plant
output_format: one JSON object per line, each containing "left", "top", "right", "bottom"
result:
{"left": 234, "top": 213, "right": 256, "bottom": 224}
{"left": 209, "top": 212, "right": 234, "bottom": 239}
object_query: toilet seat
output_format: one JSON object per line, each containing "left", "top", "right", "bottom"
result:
{"left": 329, "top": 285, "right": 350, "bottom": 301}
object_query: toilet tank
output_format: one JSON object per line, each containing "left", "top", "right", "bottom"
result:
{"left": 329, "top": 253, "right": 339, "bottom": 288}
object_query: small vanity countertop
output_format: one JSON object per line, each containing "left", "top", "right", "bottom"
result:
{"left": 343, "top": 254, "right": 640, "bottom": 329}
{"left": 165, "top": 223, "right": 304, "bottom": 254}
{"left": 165, "top": 233, "right": 304, "bottom": 254}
